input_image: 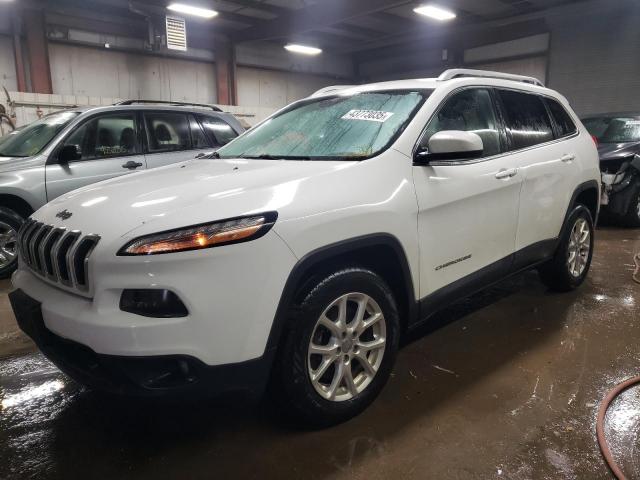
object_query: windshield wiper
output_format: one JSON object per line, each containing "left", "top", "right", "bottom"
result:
{"left": 239, "top": 154, "right": 312, "bottom": 160}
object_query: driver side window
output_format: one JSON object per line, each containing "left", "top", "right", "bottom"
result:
{"left": 62, "top": 113, "right": 138, "bottom": 161}
{"left": 422, "top": 88, "right": 502, "bottom": 158}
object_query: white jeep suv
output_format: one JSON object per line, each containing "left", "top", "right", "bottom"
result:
{"left": 10, "top": 70, "right": 600, "bottom": 427}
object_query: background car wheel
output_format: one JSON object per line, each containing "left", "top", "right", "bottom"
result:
{"left": 0, "top": 207, "right": 24, "bottom": 278}
{"left": 270, "top": 267, "right": 400, "bottom": 428}
{"left": 538, "top": 205, "right": 594, "bottom": 292}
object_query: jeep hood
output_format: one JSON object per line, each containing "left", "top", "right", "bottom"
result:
{"left": 34, "top": 158, "right": 356, "bottom": 239}
{"left": 597, "top": 141, "right": 640, "bottom": 162}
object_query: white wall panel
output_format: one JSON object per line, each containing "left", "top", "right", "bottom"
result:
{"left": 237, "top": 66, "right": 340, "bottom": 109}
{"left": 469, "top": 56, "right": 548, "bottom": 85}
{"left": 49, "top": 43, "right": 217, "bottom": 103}
{"left": 0, "top": 35, "right": 17, "bottom": 92}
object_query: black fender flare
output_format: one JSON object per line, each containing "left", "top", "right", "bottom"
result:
{"left": 263, "top": 233, "right": 417, "bottom": 359}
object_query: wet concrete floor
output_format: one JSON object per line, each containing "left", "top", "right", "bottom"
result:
{"left": 1, "top": 227, "right": 640, "bottom": 479}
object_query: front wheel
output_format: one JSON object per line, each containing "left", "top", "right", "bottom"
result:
{"left": 270, "top": 268, "right": 400, "bottom": 428}
{"left": 621, "top": 183, "right": 640, "bottom": 227}
{"left": 0, "top": 207, "right": 23, "bottom": 278}
{"left": 538, "top": 205, "right": 594, "bottom": 292}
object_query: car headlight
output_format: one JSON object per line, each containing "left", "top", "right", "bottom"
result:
{"left": 118, "top": 212, "right": 277, "bottom": 256}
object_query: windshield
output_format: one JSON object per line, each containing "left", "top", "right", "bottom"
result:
{"left": 217, "top": 90, "right": 430, "bottom": 160}
{"left": 0, "top": 111, "right": 80, "bottom": 157}
{"left": 583, "top": 116, "right": 640, "bottom": 143}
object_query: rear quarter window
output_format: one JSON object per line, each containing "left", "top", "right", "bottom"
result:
{"left": 546, "top": 98, "right": 577, "bottom": 137}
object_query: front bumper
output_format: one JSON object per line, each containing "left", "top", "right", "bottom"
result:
{"left": 9, "top": 289, "right": 272, "bottom": 397}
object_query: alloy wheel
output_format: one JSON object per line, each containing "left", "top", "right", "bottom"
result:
{"left": 307, "top": 292, "right": 386, "bottom": 402}
{"left": 0, "top": 221, "right": 17, "bottom": 268}
{"left": 566, "top": 217, "right": 591, "bottom": 278}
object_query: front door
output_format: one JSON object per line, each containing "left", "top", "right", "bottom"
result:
{"left": 46, "top": 111, "right": 146, "bottom": 201}
{"left": 412, "top": 87, "right": 522, "bottom": 301}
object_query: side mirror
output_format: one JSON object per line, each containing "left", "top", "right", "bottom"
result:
{"left": 58, "top": 144, "right": 82, "bottom": 163}
{"left": 414, "top": 131, "right": 483, "bottom": 165}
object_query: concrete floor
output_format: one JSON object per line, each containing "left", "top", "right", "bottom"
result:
{"left": 1, "top": 227, "right": 639, "bottom": 479}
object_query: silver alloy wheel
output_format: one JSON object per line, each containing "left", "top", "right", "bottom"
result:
{"left": 307, "top": 292, "right": 386, "bottom": 402}
{"left": 566, "top": 217, "right": 591, "bottom": 278}
{"left": 0, "top": 221, "right": 17, "bottom": 268}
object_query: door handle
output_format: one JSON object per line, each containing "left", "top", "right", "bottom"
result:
{"left": 122, "top": 160, "right": 143, "bottom": 170}
{"left": 495, "top": 168, "right": 518, "bottom": 180}
{"left": 561, "top": 154, "right": 576, "bottom": 163}
{"left": 195, "top": 152, "right": 206, "bottom": 159}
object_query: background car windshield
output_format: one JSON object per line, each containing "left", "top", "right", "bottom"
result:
{"left": 0, "top": 111, "right": 80, "bottom": 157}
{"left": 217, "top": 90, "right": 429, "bottom": 160}
{"left": 583, "top": 116, "right": 640, "bottom": 143}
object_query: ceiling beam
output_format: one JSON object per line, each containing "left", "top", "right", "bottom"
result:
{"left": 231, "top": 0, "right": 415, "bottom": 43}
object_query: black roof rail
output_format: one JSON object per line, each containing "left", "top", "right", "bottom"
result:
{"left": 114, "top": 100, "right": 223, "bottom": 112}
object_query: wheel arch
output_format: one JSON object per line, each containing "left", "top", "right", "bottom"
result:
{"left": 0, "top": 194, "right": 34, "bottom": 220}
{"left": 562, "top": 180, "right": 599, "bottom": 234}
{"left": 265, "top": 234, "right": 418, "bottom": 358}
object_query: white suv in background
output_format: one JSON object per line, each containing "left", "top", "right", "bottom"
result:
{"left": 10, "top": 70, "right": 600, "bottom": 427}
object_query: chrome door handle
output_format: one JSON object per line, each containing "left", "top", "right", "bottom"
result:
{"left": 122, "top": 160, "right": 143, "bottom": 170}
{"left": 561, "top": 154, "right": 576, "bottom": 163}
{"left": 495, "top": 168, "right": 518, "bottom": 179}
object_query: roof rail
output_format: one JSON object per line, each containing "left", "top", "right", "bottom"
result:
{"left": 114, "top": 100, "right": 223, "bottom": 112}
{"left": 310, "top": 85, "right": 354, "bottom": 97}
{"left": 437, "top": 69, "right": 545, "bottom": 87}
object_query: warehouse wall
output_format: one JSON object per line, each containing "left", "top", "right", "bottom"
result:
{"left": 546, "top": 7, "right": 640, "bottom": 116}
{"left": 49, "top": 43, "right": 218, "bottom": 103}
{"left": 0, "top": 35, "right": 17, "bottom": 92}
{"left": 237, "top": 67, "right": 341, "bottom": 109}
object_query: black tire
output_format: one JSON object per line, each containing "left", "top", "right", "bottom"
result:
{"left": 620, "top": 183, "right": 640, "bottom": 227}
{"left": 0, "top": 207, "right": 24, "bottom": 278}
{"left": 269, "top": 267, "right": 400, "bottom": 428}
{"left": 538, "top": 205, "right": 594, "bottom": 292}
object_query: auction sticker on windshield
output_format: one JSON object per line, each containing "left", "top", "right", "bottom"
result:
{"left": 342, "top": 110, "right": 394, "bottom": 123}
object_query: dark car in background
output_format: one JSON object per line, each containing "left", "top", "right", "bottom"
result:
{"left": 583, "top": 113, "right": 640, "bottom": 226}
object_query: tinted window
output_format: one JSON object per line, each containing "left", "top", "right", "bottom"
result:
{"left": 422, "top": 88, "right": 502, "bottom": 157}
{"left": 583, "top": 116, "right": 640, "bottom": 143}
{"left": 189, "top": 115, "right": 210, "bottom": 149}
{"left": 498, "top": 90, "right": 554, "bottom": 149}
{"left": 547, "top": 99, "right": 577, "bottom": 137}
{"left": 199, "top": 116, "right": 238, "bottom": 147}
{"left": 145, "top": 113, "right": 190, "bottom": 153}
{"left": 62, "top": 113, "right": 137, "bottom": 161}
{"left": 0, "top": 111, "right": 79, "bottom": 157}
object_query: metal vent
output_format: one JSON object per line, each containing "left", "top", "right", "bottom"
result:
{"left": 166, "top": 16, "right": 187, "bottom": 51}
{"left": 18, "top": 219, "right": 100, "bottom": 293}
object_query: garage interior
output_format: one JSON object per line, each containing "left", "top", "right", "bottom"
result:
{"left": 1, "top": 0, "right": 640, "bottom": 478}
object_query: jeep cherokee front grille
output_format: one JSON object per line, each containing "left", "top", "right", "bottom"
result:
{"left": 18, "top": 219, "right": 100, "bottom": 293}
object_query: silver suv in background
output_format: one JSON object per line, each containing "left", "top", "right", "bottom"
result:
{"left": 0, "top": 100, "right": 244, "bottom": 276}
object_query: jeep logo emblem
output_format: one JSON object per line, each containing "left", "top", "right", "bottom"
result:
{"left": 55, "top": 209, "right": 73, "bottom": 220}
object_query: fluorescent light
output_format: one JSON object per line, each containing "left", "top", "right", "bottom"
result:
{"left": 284, "top": 44, "right": 322, "bottom": 55}
{"left": 167, "top": 3, "right": 218, "bottom": 18}
{"left": 413, "top": 5, "right": 456, "bottom": 21}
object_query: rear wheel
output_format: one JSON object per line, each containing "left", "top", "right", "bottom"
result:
{"left": 0, "top": 207, "right": 23, "bottom": 278}
{"left": 270, "top": 268, "right": 400, "bottom": 428}
{"left": 538, "top": 205, "right": 594, "bottom": 291}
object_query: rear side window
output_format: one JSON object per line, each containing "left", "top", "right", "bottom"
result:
{"left": 498, "top": 90, "right": 554, "bottom": 150}
{"left": 546, "top": 99, "right": 577, "bottom": 137}
{"left": 62, "top": 113, "right": 138, "bottom": 161}
{"left": 421, "top": 88, "right": 502, "bottom": 157}
{"left": 144, "top": 113, "right": 190, "bottom": 153}
{"left": 198, "top": 115, "right": 238, "bottom": 147}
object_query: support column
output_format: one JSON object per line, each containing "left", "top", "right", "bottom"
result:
{"left": 24, "top": 8, "right": 52, "bottom": 94}
{"left": 12, "top": 12, "right": 27, "bottom": 92}
{"left": 215, "top": 37, "right": 237, "bottom": 106}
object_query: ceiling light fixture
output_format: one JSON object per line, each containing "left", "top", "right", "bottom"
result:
{"left": 167, "top": 3, "right": 218, "bottom": 18}
{"left": 284, "top": 44, "right": 322, "bottom": 55}
{"left": 413, "top": 5, "right": 456, "bottom": 21}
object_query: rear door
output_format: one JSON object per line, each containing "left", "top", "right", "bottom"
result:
{"left": 495, "top": 89, "right": 581, "bottom": 257}
{"left": 45, "top": 111, "right": 146, "bottom": 201}
{"left": 143, "top": 111, "right": 211, "bottom": 169}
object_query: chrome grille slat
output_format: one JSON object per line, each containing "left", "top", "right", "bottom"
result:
{"left": 18, "top": 221, "right": 100, "bottom": 294}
